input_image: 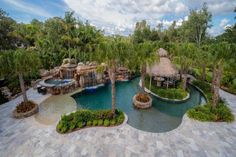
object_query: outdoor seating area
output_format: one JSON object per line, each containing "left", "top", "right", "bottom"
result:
{"left": 147, "top": 48, "right": 179, "bottom": 89}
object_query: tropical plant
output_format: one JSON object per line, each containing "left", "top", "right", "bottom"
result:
{"left": 0, "top": 49, "right": 40, "bottom": 103}
{"left": 94, "top": 37, "right": 131, "bottom": 117}
{"left": 134, "top": 41, "right": 157, "bottom": 91}
{"left": 209, "top": 42, "right": 231, "bottom": 108}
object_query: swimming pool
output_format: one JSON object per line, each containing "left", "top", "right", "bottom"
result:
{"left": 72, "top": 77, "right": 206, "bottom": 133}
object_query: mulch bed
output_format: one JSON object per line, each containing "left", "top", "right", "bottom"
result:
{"left": 12, "top": 101, "right": 38, "bottom": 119}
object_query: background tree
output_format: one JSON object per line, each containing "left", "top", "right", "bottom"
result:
{"left": 0, "top": 9, "right": 16, "bottom": 50}
{"left": 180, "top": 3, "right": 212, "bottom": 46}
{"left": 0, "top": 49, "right": 40, "bottom": 103}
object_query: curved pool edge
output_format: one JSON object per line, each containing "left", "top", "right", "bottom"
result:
{"left": 189, "top": 82, "right": 208, "bottom": 103}
{"left": 60, "top": 78, "right": 208, "bottom": 133}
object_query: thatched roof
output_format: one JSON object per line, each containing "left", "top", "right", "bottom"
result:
{"left": 147, "top": 48, "right": 178, "bottom": 77}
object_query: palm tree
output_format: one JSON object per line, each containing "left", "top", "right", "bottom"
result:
{"left": 134, "top": 41, "right": 156, "bottom": 91}
{"left": 173, "top": 43, "right": 196, "bottom": 90}
{"left": 209, "top": 42, "right": 231, "bottom": 108}
{"left": 0, "top": 49, "right": 40, "bottom": 103}
{"left": 195, "top": 45, "right": 210, "bottom": 81}
{"left": 94, "top": 37, "right": 130, "bottom": 117}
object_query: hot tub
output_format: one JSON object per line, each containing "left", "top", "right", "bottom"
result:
{"left": 39, "top": 78, "right": 76, "bottom": 95}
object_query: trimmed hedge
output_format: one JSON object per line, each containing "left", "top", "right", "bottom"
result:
{"left": 188, "top": 103, "right": 234, "bottom": 122}
{"left": 56, "top": 109, "right": 125, "bottom": 134}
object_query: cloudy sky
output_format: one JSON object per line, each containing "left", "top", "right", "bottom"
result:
{"left": 1, "top": 0, "right": 235, "bottom": 36}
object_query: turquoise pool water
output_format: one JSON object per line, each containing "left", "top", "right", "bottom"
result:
{"left": 72, "top": 77, "right": 206, "bottom": 133}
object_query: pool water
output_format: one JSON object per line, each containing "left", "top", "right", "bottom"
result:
{"left": 45, "top": 79, "right": 71, "bottom": 86}
{"left": 72, "top": 77, "right": 206, "bottom": 133}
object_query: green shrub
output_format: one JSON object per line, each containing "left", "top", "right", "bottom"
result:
{"left": 192, "top": 80, "right": 211, "bottom": 93}
{"left": 56, "top": 120, "right": 69, "bottom": 133}
{"left": 188, "top": 103, "right": 234, "bottom": 122}
{"left": 77, "top": 121, "right": 83, "bottom": 128}
{"left": 57, "top": 109, "right": 125, "bottom": 133}
{"left": 98, "top": 119, "right": 103, "bottom": 126}
{"left": 104, "top": 119, "right": 110, "bottom": 127}
{"left": 116, "top": 114, "right": 125, "bottom": 124}
{"left": 87, "top": 121, "right": 92, "bottom": 126}
{"left": 93, "top": 120, "right": 98, "bottom": 126}
{"left": 110, "top": 119, "right": 116, "bottom": 125}
{"left": 69, "top": 120, "right": 77, "bottom": 131}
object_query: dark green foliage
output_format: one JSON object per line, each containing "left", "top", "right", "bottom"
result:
{"left": 104, "top": 119, "right": 110, "bottom": 127}
{"left": 192, "top": 80, "right": 211, "bottom": 93}
{"left": 145, "top": 77, "right": 188, "bottom": 100}
{"left": 0, "top": 92, "right": 7, "bottom": 105}
{"left": 188, "top": 103, "right": 234, "bottom": 122}
{"left": 56, "top": 109, "right": 125, "bottom": 134}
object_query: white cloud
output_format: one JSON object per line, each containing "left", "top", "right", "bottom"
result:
{"left": 207, "top": 1, "right": 236, "bottom": 15}
{"left": 219, "top": 18, "right": 229, "bottom": 28}
{"left": 188, "top": 0, "right": 236, "bottom": 15}
{"left": 156, "top": 16, "right": 187, "bottom": 29}
{"left": 3, "top": 0, "right": 52, "bottom": 17}
{"left": 64, "top": 0, "right": 188, "bottom": 34}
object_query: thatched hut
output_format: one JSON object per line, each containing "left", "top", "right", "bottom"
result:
{"left": 147, "top": 48, "right": 178, "bottom": 88}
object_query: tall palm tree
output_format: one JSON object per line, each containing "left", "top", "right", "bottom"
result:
{"left": 195, "top": 45, "right": 210, "bottom": 81}
{"left": 173, "top": 43, "right": 196, "bottom": 90}
{"left": 134, "top": 41, "right": 156, "bottom": 91}
{"left": 209, "top": 42, "right": 231, "bottom": 108}
{"left": 0, "top": 49, "right": 40, "bottom": 103}
{"left": 94, "top": 37, "right": 130, "bottom": 117}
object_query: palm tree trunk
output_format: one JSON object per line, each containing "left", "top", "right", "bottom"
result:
{"left": 211, "top": 66, "right": 216, "bottom": 93}
{"left": 18, "top": 73, "right": 28, "bottom": 103}
{"left": 212, "top": 65, "right": 222, "bottom": 109}
{"left": 109, "top": 61, "right": 116, "bottom": 117}
{"left": 180, "top": 65, "right": 183, "bottom": 81}
{"left": 140, "top": 64, "right": 146, "bottom": 91}
{"left": 182, "top": 73, "right": 187, "bottom": 91}
{"left": 201, "top": 64, "right": 206, "bottom": 81}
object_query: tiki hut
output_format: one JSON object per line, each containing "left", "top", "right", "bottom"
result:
{"left": 147, "top": 48, "right": 178, "bottom": 88}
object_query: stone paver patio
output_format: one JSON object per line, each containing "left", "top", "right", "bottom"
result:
{"left": 0, "top": 88, "right": 236, "bottom": 157}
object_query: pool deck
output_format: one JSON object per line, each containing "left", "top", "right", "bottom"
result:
{"left": 0, "top": 88, "right": 236, "bottom": 157}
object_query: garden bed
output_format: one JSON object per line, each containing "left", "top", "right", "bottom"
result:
{"left": 188, "top": 80, "right": 234, "bottom": 122}
{"left": 12, "top": 101, "right": 39, "bottom": 118}
{"left": 56, "top": 109, "right": 125, "bottom": 134}
{"left": 144, "top": 79, "right": 189, "bottom": 101}
{"left": 133, "top": 93, "right": 152, "bottom": 109}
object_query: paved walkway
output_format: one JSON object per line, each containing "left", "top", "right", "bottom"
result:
{"left": 0, "top": 88, "right": 236, "bottom": 157}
